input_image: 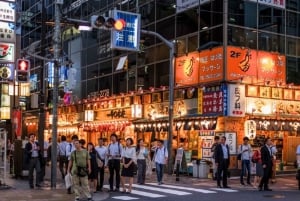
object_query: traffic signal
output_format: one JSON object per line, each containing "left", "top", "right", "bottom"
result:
{"left": 16, "top": 59, "right": 30, "bottom": 82}
{"left": 90, "top": 15, "right": 126, "bottom": 31}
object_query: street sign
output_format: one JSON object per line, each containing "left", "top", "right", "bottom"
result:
{"left": 110, "top": 10, "right": 141, "bottom": 52}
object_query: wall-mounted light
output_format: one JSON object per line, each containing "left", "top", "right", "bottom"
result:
{"left": 84, "top": 110, "right": 94, "bottom": 122}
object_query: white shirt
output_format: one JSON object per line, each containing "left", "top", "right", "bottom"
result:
{"left": 122, "top": 146, "right": 137, "bottom": 163}
{"left": 137, "top": 147, "right": 148, "bottom": 160}
{"left": 238, "top": 144, "right": 252, "bottom": 160}
{"left": 221, "top": 144, "right": 229, "bottom": 159}
{"left": 58, "top": 141, "right": 69, "bottom": 156}
{"left": 107, "top": 142, "right": 122, "bottom": 159}
{"left": 43, "top": 141, "right": 49, "bottom": 157}
{"left": 66, "top": 142, "right": 76, "bottom": 160}
{"left": 31, "top": 142, "right": 39, "bottom": 158}
{"left": 296, "top": 145, "right": 300, "bottom": 155}
{"left": 95, "top": 145, "right": 107, "bottom": 160}
{"left": 154, "top": 146, "right": 168, "bottom": 164}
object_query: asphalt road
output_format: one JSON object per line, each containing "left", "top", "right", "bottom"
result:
{"left": 102, "top": 177, "right": 300, "bottom": 201}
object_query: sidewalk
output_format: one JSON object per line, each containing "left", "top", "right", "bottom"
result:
{"left": 1, "top": 163, "right": 109, "bottom": 201}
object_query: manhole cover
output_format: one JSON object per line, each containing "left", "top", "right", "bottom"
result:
{"left": 263, "top": 195, "right": 285, "bottom": 198}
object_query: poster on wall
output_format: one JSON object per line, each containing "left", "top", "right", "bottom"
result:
{"left": 0, "top": 63, "right": 14, "bottom": 81}
{"left": 227, "top": 84, "right": 246, "bottom": 117}
{"left": 0, "top": 21, "right": 15, "bottom": 43}
{"left": 215, "top": 132, "right": 237, "bottom": 154}
{"left": 0, "top": 43, "right": 14, "bottom": 62}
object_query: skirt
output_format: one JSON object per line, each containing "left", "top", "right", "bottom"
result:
{"left": 256, "top": 163, "right": 263, "bottom": 177}
{"left": 121, "top": 157, "right": 135, "bottom": 177}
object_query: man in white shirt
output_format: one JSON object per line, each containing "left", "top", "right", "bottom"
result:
{"left": 154, "top": 139, "right": 168, "bottom": 185}
{"left": 95, "top": 138, "right": 107, "bottom": 192}
{"left": 296, "top": 144, "right": 300, "bottom": 168}
{"left": 58, "top": 135, "right": 69, "bottom": 179}
{"left": 66, "top": 134, "right": 78, "bottom": 194}
{"left": 107, "top": 133, "right": 123, "bottom": 192}
{"left": 238, "top": 137, "right": 252, "bottom": 185}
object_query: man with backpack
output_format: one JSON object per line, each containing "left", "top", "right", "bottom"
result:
{"left": 107, "top": 133, "right": 123, "bottom": 192}
{"left": 153, "top": 139, "right": 168, "bottom": 185}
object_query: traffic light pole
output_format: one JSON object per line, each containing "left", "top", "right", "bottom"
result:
{"left": 141, "top": 30, "right": 175, "bottom": 174}
{"left": 50, "top": 1, "right": 62, "bottom": 188}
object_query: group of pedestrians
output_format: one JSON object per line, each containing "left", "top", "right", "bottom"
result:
{"left": 55, "top": 133, "right": 168, "bottom": 201}
{"left": 211, "top": 135, "right": 282, "bottom": 191}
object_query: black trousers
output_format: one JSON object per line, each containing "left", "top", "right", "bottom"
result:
{"left": 28, "top": 157, "right": 41, "bottom": 186}
{"left": 59, "top": 156, "right": 68, "bottom": 178}
{"left": 217, "top": 159, "right": 229, "bottom": 187}
{"left": 97, "top": 160, "right": 105, "bottom": 190}
{"left": 108, "top": 159, "right": 120, "bottom": 190}
{"left": 259, "top": 163, "right": 272, "bottom": 189}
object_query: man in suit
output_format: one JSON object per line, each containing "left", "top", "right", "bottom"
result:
{"left": 215, "top": 136, "right": 230, "bottom": 188}
{"left": 24, "top": 133, "right": 42, "bottom": 189}
{"left": 258, "top": 137, "right": 273, "bottom": 191}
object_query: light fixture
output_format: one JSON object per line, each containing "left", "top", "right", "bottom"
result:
{"left": 84, "top": 110, "right": 94, "bottom": 122}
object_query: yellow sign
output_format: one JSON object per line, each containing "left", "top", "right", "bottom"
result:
{"left": 198, "top": 88, "right": 203, "bottom": 114}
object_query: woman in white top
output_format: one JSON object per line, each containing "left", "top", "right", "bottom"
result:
{"left": 136, "top": 139, "right": 149, "bottom": 184}
{"left": 121, "top": 138, "right": 136, "bottom": 193}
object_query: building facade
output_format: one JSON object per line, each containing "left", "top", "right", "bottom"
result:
{"left": 18, "top": 0, "right": 300, "bottom": 173}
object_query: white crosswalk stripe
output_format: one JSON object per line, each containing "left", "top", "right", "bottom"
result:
{"left": 131, "top": 184, "right": 192, "bottom": 195}
{"left": 105, "top": 183, "right": 238, "bottom": 200}
{"left": 147, "top": 183, "right": 216, "bottom": 194}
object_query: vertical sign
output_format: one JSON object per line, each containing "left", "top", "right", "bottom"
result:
{"left": 111, "top": 10, "right": 141, "bottom": 52}
{"left": 13, "top": 109, "right": 22, "bottom": 138}
{"left": 198, "top": 88, "right": 203, "bottom": 114}
{"left": 227, "top": 84, "right": 245, "bottom": 117}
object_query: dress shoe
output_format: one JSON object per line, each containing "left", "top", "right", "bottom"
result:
{"left": 264, "top": 188, "right": 272, "bottom": 191}
{"left": 217, "top": 185, "right": 222, "bottom": 188}
{"left": 36, "top": 184, "right": 42, "bottom": 188}
{"left": 114, "top": 188, "right": 119, "bottom": 192}
{"left": 223, "top": 186, "right": 231, "bottom": 188}
{"left": 29, "top": 185, "right": 34, "bottom": 189}
{"left": 258, "top": 187, "right": 263, "bottom": 191}
{"left": 240, "top": 182, "right": 245, "bottom": 186}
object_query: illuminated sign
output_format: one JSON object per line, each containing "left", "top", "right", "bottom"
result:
{"left": 176, "top": 52, "right": 199, "bottom": 85}
{"left": 0, "top": 63, "right": 14, "bottom": 81}
{"left": 0, "top": 1, "right": 15, "bottom": 22}
{"left": 247, "top": 0, "right": 285, "bottom": 9}
{"left": 111, "top": 10, "right": 141, "bottom": 52}
{"left": 0, "top": 42, "right": 14, "bottom": 62}
{"left": 0, "top": 21, "right": 15, "bottom": 42}
{"left": 227, "top": 84, "right": 246, "bottom": 117}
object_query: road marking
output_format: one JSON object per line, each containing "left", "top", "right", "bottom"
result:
{"left": 112, "top": 196, "right": 139, "bottom": 200}
{"left": 103, "top": 185, "right": 165, "bottom": 198}
{"left": 210, "top": 188, "right": 238, "bottom": 192}
{"left": 131, "top": 184, "right": 191, "bottom": 195}
{"left": 147, "top": 183, "right": 216, "bottom": 194}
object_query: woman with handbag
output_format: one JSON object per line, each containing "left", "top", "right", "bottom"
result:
{"left": 120, "top": 138, "right": 137, "bottom": 194}
{"left": 136, "top": 139, "right": 149, "bottom": 184}
{"left": 87, "top": 142, "right": 98, "bottom": 193}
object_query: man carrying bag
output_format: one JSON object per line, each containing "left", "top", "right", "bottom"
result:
{"left": 68, "top": 139, "right": 93, "bottom": 201}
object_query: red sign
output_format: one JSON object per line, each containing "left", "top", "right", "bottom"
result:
{"left": 13, "top": 109, "right": 22, "bottom": 138}
{"left": 203, "top": 90, "right": 224, "bottom": 115}
{"left": 175, "top": 52, "right": 199, "bottom": 86}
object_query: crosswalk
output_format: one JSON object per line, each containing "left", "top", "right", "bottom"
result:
{"left": 104, "top": 183, "right": 238, "bottom": 200}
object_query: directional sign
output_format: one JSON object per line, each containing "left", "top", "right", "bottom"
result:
{"left": 110, "top": 10, "right": 141, "bottom": 52}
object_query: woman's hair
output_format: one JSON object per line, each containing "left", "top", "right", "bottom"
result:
{"left": 126, "top": 138, "right": 134, "bottom": 145}
{"left": 87, "top": 142, "right": 95, "bottom": 152}
{"left": 136, "top": 139, "right": 143, "bottom": 152}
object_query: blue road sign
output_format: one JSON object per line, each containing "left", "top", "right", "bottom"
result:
{"left": 111, "top": 10, "right": 141, "bottom": 52}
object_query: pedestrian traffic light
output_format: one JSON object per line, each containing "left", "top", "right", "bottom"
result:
{"left": 90, "top": 15, "right": 126, "bottom": 31}
{"left": 16, "top": 59, "right": 30, "bottom": 82}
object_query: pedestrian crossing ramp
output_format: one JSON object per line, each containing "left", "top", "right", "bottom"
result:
{"left": 104, "top": 183, "right": 238, "bottom": 200}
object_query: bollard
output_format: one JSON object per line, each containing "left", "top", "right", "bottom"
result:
{"left": 176, "top": 160, "right": 180, "bottom": 181}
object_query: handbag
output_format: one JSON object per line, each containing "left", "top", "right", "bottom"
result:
{"left": 96, "top": 152, "right": 104, "bottom": 168}
{"left": 74, "top": 151, "right": 88, "bottom": 177}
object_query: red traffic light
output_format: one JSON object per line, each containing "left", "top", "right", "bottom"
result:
{"left": 17, "top": 59, "right": 30, "bottom": 71}
{"left": 114, "top": 19, "right": 126, "bottom": 31}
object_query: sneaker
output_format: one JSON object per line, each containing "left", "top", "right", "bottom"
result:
{"left": 75, "top": 197, "right": 80, "bottom": 201}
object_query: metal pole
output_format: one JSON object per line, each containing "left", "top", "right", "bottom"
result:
{"left": 140, "top": 30, "right": 175, "bottom": 174}
{"left": 51, "top": 2, "right": 62, "bottom": 188}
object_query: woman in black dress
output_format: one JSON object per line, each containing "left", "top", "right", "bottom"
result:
{"left": 87, "top": 142, "right": 98, "bottom": 193}
{"left": 121, "top": 138, "right": 136, "bottom": 193}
